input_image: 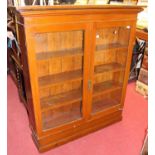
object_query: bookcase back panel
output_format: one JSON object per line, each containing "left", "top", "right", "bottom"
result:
{"left": 39, "top": 80, "right": 82, "bottom": 98}
{"left": 94, "top": 72, "right": 113, "bottom": 84}
{"left": 96, "top": 28, "right": 120, "bottom": 46}
{"left": 35, "top": 31, "right": 83, "bottom": 53}
{"left": 96, "top": 26, "right": 130, "bottom": 47}
{"left": 37, "top": 55, "right": 83, "bottom": 77}
{"left": 94, "top": 50, "right": 116, "bottom": 65}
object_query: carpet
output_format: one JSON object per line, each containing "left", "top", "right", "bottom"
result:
{"left": 7, "top": 75, "right": 148, "bottom": 155}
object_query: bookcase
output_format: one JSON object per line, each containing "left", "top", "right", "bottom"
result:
{"left": 10, "top": 5, "right": 142, "bottom": 152}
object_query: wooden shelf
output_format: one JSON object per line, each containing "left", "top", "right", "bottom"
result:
{"left": 96, "top": 43, "right": 128, "bottom": 51}
{"left": 40, "top": 89, "right": 82, "bottom": 112}
{"left": 93, "top": 80, "right": 122, "bottom": 97}
{"left": 92, "top": 98, "right": 119, "bottom": 114}
{"left": 95, "top": 62, "right": 124, "bottom": 74}
{"left": 36, "top": 48, "right": 83, "bottom": 60}
{"left": 42, "top": 103, "right": 81, "bottom": 130}
{"left": 39, "top": 69, "right": 83, "bottom": 88}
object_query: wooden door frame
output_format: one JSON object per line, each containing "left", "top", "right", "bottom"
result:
{"left": 88, "top": 20, "right": 136, "bottom": 119}
{"left": 24, "top": 21, "right": 92, "bottom": 137}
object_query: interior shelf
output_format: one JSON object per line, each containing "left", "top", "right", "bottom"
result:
{"left": 42, "top": 102, "right": 81, "bottom": 130}
{"left": 38, "top": 69, "right": 83, "bottom": 88}
{"left": 40, "top": 89, "right": 82, "bottom": 112}
{"left": 92, "top": 98, "right": 119, "bottom": 114}
{"left": 95, "top": 62, "right": 124, "bottom": 75}
{"left": 36, "top": 48, "right": 83, "bottom": 60}
{"left": 93, "top": 80, "right": 122, "bottom": 97}
{"left": 96, "top": 43, "right": 128, "bottom": 52}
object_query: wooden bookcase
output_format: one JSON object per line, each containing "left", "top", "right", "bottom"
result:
{"left": 10, "top": 5, "right": 142, "bottom": 152}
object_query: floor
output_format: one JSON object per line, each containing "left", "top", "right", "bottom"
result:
{"left": 7, "top": 75, "right": 148, "bottom": 155}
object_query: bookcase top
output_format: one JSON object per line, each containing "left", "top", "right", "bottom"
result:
{"left": 10, "top": 4, "right": 142, "bottom": 11}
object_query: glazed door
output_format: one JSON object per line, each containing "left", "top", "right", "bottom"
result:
{"left": 26, "top": 23, "right": 89, "bottom": 132}
{"left": 91, "top": 21, "right": 134, "bottom": 115}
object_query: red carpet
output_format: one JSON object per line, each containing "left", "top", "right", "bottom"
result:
{"left": 7, "top": 75, "right": 148, "bottom": 155}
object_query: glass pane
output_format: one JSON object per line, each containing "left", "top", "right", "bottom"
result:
{"left": 92, "top": 26, "right": 131, "bottom": 114}
{"left": 33, "top": 30, "right": 84, "bottom": 130}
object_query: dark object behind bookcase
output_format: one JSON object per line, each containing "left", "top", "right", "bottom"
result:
{"left": 129, "top": 38, "right": 146, "bottom": 81}
{"left": 7, "top": 0, "right": 13, "bottom": 5}
{"left": 7, "top": 38, "right": 27, "bottom": 105}
{"left": 7, "top": 5, "right": 27, "bottom": 106}
{"left": 138, "top": 68, "right": 148, "bottom": 85}
{"left": 141, "top": 133, "right": 148, "bottom": 155}
{"left": 108, "top": 0, "right": 123, "bottom": 3}
{"left": 58, "top": 0, "right": 76, "bottom": 4}
{"left": 142, "top": 54, "right": 148, "bottom": 70}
